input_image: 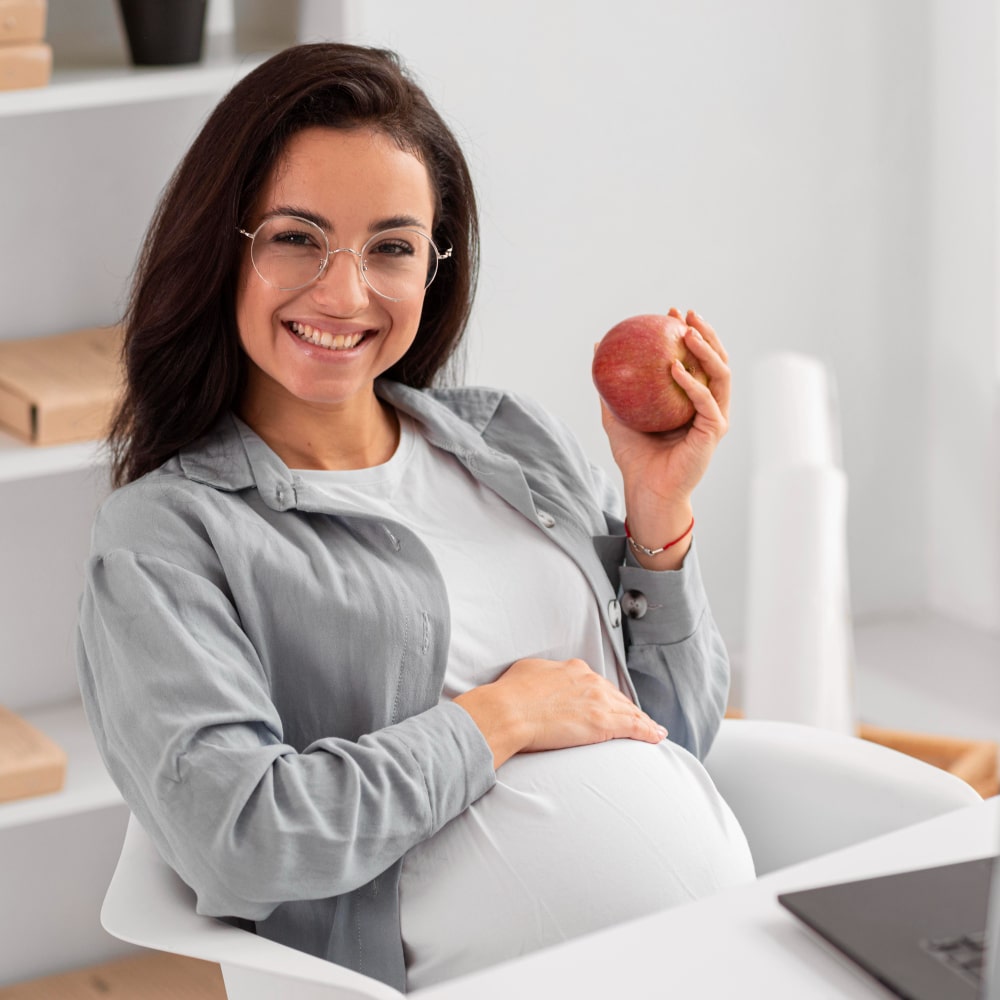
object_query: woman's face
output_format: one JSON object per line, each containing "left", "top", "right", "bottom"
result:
{"left": 236, "top": 126, "right": 436, "bottom": 425}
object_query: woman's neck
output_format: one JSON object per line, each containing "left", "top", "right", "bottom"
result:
{"left": 239, "top": 387, "right": 400, "bottom": 471}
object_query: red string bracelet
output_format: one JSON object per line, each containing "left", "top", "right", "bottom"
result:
{"left": 624, "top": 516, "right": 695, "bottom": 557}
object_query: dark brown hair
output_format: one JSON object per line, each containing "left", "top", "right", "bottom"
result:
{"left": 108, "top": 43, "right": 480, "bottom": 487}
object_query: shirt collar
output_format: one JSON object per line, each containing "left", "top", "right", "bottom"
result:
{"left": 175, "top": 381, "right": 507, "bottom": 509}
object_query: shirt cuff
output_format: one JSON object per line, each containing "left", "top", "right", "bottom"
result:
{"left": 619, "top": 536, "right": 708, "bottom": 644}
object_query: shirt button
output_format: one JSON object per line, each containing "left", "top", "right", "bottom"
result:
{"left": 621, "top": 590, "right": 649, "bottom": 620}
{"left": 537, "top": 510, "right": 556, "bottom": 528}
{"left": 608, "top": 599, "right": 622, "bottom": 628}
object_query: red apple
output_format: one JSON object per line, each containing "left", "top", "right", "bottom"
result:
{"left": 592, "top": 313, "right": 708, "bottom": 433}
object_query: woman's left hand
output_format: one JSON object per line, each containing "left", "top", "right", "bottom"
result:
{"left": 601, "top": 308, "right": 730, "bottom": 569}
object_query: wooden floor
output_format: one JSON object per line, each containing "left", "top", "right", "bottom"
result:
{"left": 0, "top": 953, "right": 225, "bottom": 1000}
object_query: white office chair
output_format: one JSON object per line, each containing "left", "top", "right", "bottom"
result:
{"left": 101, "top": 718, "right": 981, "bottom": 1000}
{"left": 703, "top": 718, "right": 981, "bottom": 875}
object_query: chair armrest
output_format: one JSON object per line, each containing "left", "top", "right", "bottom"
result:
{"left": 102, "top": 814, "right": 403, "bottom": 999}
{"left": 704, "top": 718, "right": 982, "bottom": 875}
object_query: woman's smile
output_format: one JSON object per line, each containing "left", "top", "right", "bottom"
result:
{"left": 285, "top": 320, "right": 375, "bottom": 352}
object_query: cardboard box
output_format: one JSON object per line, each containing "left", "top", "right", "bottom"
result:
{"left": 0, "top": 0, "right": 47, "bottom": 46}
{"left": 0, "top": 952, "right": 226, "bottom": 999}
{"left": 0, "top": 705, "right": 66, "bottom": 803}
{"left": 0, "top": 41, "right": 51, "bottom": 91}
{"left": 0, "top": 325, "right": 124, "bottom": 445}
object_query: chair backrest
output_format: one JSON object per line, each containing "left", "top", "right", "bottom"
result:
{"left": 101, "top": 814, "right": 402, "bottom": 1000}
{"left": 704, "top": 718, "right": 982, "bottom": 875}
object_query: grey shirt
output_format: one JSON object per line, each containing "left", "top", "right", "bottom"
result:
{"left": 76, "top": 380, "right": 730, "bottom": 991}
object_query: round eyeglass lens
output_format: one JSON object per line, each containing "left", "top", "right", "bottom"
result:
{"left": 249, "top": 216, "right": 329, "bottom": 291}
{"left": 360, "top": 228, "right": 438, "bottom": 301}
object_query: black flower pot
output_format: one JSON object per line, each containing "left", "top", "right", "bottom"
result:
{"left": 117, "top": 0, "right": 208, "bottom": 66}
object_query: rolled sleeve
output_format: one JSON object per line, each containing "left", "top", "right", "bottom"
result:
{"left": 616, "top": 539, "right": 730, "bottom": 760}
{"left": 77, "top": 548, "right": 495, "bottom": 920}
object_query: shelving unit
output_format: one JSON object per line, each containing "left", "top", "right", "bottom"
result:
{"left": 0, "top": 700, "right": 120, "bottom": 831}
{"left": 0, "top": 52, "right": 270, "bottom": 118}
{"left": 0, "top": 2, "right": 343, "bottom": 986}
{"left": 0, "top": 430, "right": 105, "bottom": 483}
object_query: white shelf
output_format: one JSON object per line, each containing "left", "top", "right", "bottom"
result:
{"left": 0, "top": 699, "right": 122, "bottom": 831}
{"left": 0, "top": 429, "right": 107, "bottom": 483}
{"left": 0, "top": 49, "right": 270, "bottom": 118}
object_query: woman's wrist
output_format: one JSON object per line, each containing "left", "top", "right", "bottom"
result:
{"left": 622, "top": 500, "right": 695, "bottom": 571}
{"left": 453, "top": 682, "right": 525, "bottom": 771}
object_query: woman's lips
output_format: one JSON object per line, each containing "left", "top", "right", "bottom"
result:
{"left": 286, "top": 321, "right": 372, "bottom": 351}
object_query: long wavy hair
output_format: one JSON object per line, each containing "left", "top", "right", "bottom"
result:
{"left": 108, "top": 43, "right": 480, "bottom": 487}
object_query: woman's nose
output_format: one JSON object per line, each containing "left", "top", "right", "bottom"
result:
{"left": 312, "top": 248, "right": 370, "bottom": 312}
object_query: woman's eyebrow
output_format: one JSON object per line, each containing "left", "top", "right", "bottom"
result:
{"left": 259, "top": 207, "right": 431, "bottom": 236}
{"left": 261, "top": 205, "right": 333, "bottom": 230}
{"left": 371, "top": 214, "right": 430, "bottom": 233}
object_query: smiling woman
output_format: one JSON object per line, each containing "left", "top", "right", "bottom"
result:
{"left": 76, "top": 42, "right": 750, "bottom": 994}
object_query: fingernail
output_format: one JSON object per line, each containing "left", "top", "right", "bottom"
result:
{"left": 687, "top": 325, "right": 703, "bottom": 340}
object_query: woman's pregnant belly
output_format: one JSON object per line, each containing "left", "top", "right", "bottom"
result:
{"left": 400, "top": 737, "right": 755, "bottom": 990}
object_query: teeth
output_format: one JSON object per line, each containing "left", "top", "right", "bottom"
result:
{"left": 289, "top": 322, "right": 365, "bottom": 351}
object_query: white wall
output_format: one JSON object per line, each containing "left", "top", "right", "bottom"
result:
{"left": 926, "top": 0, "right": 1000, "bottom": 633}
{"left": 337, "top": 0, "right": 1000, "bottom": 646}
{"left": 0, "top": 95, "right": 221, "bottom": 338}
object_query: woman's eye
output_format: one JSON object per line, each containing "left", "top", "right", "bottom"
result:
{"left": 369, "top": 238, "right": 414, "bottom": 257}
{"left": 273, "top": 230, "right": 317, "bottom": 248}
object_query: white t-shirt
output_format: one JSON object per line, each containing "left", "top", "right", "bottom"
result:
{"left": 296, "top": 415, "right": 754, "bottom": 989}
{"left": 296, "top": 414, "right": 618, "bottom": 698}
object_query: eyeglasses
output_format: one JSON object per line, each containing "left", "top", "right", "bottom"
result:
{"left": 237, "top": 214, "right": 451, "bottom": 301}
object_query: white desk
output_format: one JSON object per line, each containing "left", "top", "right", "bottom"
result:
{"left": 417, "top": 797, "right": 998, "bottom": 999}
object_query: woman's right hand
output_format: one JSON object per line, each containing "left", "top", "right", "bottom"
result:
{"left": 453, "top": 657, "right": 668, "bottom": 770}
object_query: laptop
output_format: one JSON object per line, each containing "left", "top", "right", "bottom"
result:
{"left": 778, "top": 824, "right": 999, "bottom": 1000}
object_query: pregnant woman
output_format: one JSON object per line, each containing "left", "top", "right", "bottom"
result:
{"left": 76, "top": 43, "right": 754, "bottom": 993}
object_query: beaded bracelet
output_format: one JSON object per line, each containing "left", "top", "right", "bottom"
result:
{"left": 624, "top": 516, "right": 695, "bottom": 557}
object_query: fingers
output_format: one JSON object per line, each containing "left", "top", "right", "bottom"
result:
{"left": 590, "top": 693, "right": 668, "bottom": 746}
{"left": 661, "top": 307, "right": 730, "bottom": 430}
{"left": 685, "top": 308, "right": 728, "bottom": 364}
{"left": 669, "top": 306, "right": 728, "bottom": 362}
{"left": 682, "top": 328, "right": 730, "bottom": 424}
{"left": 598, "top": 395, "right": 633, "bottom": 439}
{"left": 558, "top": 660, "right": 668, "bottom": 746}
{"left": 673, "top": 360, "right": 726, "bottom": 438}
{"left": 499, "top": 657, "right": 668, "bottom": 753}
{"left": 621, "top": 704, "right": 670, "bottom": 745}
